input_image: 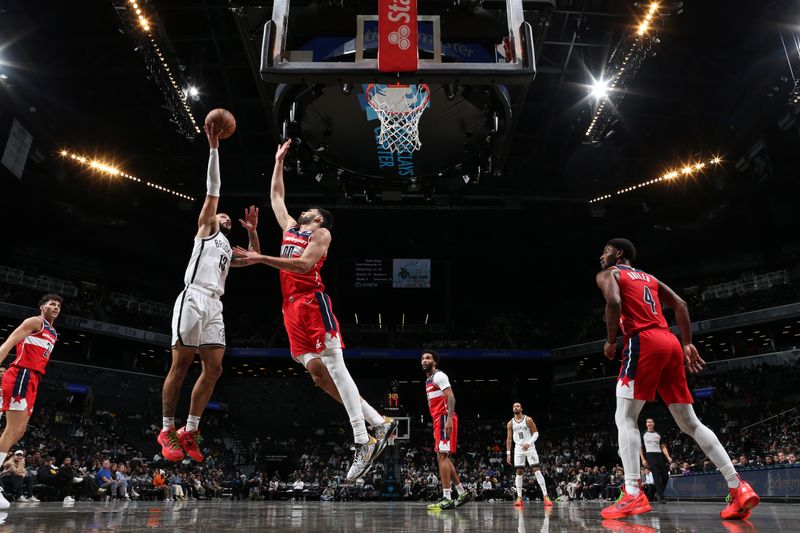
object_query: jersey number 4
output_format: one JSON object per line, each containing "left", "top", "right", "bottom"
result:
{"left": 643, "top": 286, "right": 658, "bottom": 314}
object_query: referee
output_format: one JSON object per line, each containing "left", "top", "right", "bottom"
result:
{"left": 640, "top": 418, "right": 672, "bottom": 503}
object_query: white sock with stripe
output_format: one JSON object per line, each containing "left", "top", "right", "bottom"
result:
{"left": 515, "top": 474, "right": 524, "bottom": 498}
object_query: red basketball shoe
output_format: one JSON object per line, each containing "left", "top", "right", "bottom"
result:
{"left": 544, "top": 495, "right": 554, "bottom": 507}
{"left": 157, "top": 428, "right": 185, "bottom": 462}
{"left": 513, "top": 497, "right": 524, "bottom": 508}
{"left": 720, "top": 478, "right": 760, "bottom": 520}
{"left": 177, "top": 427, "right": 205, "bottom": 462}
{"left": 601, "top": 488, "right": 652, "bottom": 519}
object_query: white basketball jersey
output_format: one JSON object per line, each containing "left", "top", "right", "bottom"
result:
{"left": 182, "top": 231, "right": 232, "bottom": 297}
{"left": 512, "top": 415, "right": 533, "bottom": 445}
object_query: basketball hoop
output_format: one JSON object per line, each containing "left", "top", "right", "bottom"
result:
{"left": 366, "top": 84, "right": 430, "bottom": 154}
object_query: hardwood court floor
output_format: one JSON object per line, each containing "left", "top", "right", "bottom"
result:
{"left": 0, "top": 500, "right": 794, "bottom": 532}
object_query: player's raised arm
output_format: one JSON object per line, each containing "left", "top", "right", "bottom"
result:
{"left": 596, "top": 268, "right": 622, "bottom": 360}
{"left": 270, "top": 140, "right": 297, "bottom": 230}
{"left": 0, "top": 316, "right": 43, "bottom": 362}
{"left": 197, "top": 123, "right": 222, "bottom": 238}
{"left": 232, "top": 227, "right": 331, "bottom": 274}
{"left": 657, "top": 279, "right": 705, "bottom": 373}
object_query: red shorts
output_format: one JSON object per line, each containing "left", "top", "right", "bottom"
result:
{"left": 1, "top": 366, "right": 41, "bottom": 416}
{"left": 283, "top": 292, "right": 345, "bottom": 358}
{"left": 616, "top": 328, "right": 693, "bottom": 405}
{"left": 432, "top": 413, "right": 458, "bottom": 454}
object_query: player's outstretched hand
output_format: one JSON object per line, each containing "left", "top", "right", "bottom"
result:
{"left": 239, "top": 206, "right": 259, "bottom": 232}
{"left": 204, "top": 123, "right": 220, "bottom": 150}
{"left": 603, "top": 340, "right": 617, "bottom": 361}
{"left": 275, "top": 139, "right": 292, "bottom": 162}
{"left": 233, "top": 246, "right": 259, "bottom": 265}
{"left": 683, "top": 343, "right": 705, "bottom": 374}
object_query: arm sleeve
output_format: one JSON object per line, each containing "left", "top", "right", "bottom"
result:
{"left": 432, "top": 371, "right": 451, "bottom": 391}
{"left": 206, "top": 148, "right": 221, "bottom": 197}
{"left": 526, "top": 432, "right": 539, "bottom": 445}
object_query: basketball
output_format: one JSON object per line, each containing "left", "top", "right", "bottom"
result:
{"left": 205, "top": 108, "right": 236, "bottom": 139}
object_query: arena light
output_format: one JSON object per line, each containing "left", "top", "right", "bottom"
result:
{"left": 590, "top": 79, "right": 609, "bottom": 100}
{"left": 589, "top": 155, "right": 723, "bottom": 203}
{"left": 114, "top": 0, "right": 201, "bottom": 139}
{"left": 585, "top": 2, "right": 665, "bottom": 142}
{"left": 58, "top": 148, "right": 195, "bottom": 201}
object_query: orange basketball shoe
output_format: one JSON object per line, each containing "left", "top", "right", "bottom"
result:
{"left": 720, "top": 478, "right": 760, "bottom": 520}
{"left": 544, "top": 495, "right": 554, "bottom": 507}
{"left": 513, "top": 497, "right": 524, "bottom": 508}
{"left": 177, "top": 427, "right": 205, "bottom": 462}
{"left": 601, "top": 488, "right": 652, "bottom": 519}
{"left": 157, "top": 428, "right": 185, "bottom": 462}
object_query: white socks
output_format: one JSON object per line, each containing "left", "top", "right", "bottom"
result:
{"left": 515, "top": 474, "right": 524, "bottom": 497}
{"left": 186, "top": 415, "right": 201, "bottom": 432}
{"left": 534, "top": 470, "right": 548, "bottom": 498}
{"left": 361, "top": 399, "right": 385, "bottom": 427}
{"left": 162, "top": 417, "right": 175, "bottom": 432}
{"left": 443, "top": 488, "right": 452, "bottom": 500}
{"left": 456, "top": 483, "right": 465, "bottom": 494}
{"left": 668, "top": 403, "right": 740, "bottom": 488}
{"left": 614, "top": 397, "right": 646, "bottom": 496}
{"left": 321, "top": 348, "right": 368, "bottom": 444}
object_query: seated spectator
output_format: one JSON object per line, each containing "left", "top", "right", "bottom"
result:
{"left": 292, "top": 478, "right": 305, "bottom": 501}
{"left": 320, "top": 483, "right": 334, "bottom": 501}
{"left": 788, "top": 453, "right": 797, "bottom": 464}
{"left": 481, "top": 476, "right": 494, "bottom": 501}
{"left": 95, "top": 459, "right": 117, "bottom": 499}
{"left": 764, "top": 455, "right": 774, "bottom": 466}
{"left": 114, "top": 464, "right": 132, "bottom": 500}
{"left": 37, "top": 456, "right": 73, "bottom": 501}
{"left": 152, "top": 469, "right": 171, "bottom": 501}
{"left": 680, "top": 462, "right": 692, "bottom": 475}
{"left": 641, "top": 468, "right": 656, "bottom": 501}
{"left": 168, "top": 470, "right": 185, "bottom": 501}
{"left": 1, "top": 450, "right": 37, "bottom": 502}
{"left": 267, "top": 477, "right": 279, "bottom": 501}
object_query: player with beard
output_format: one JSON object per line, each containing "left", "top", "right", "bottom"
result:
{"left": 0, "top": 293, "right": 62, "bottom": 509}
{"left": 596, "top": 238, "right": 759, "bottom": 520}
{"left": 421, "top": 350, "right": 470, "bottom": 510}
{"left": 232, "top": 140, "right": 394, "bottom": 481}
{"left": 158, "top": 122, "right": 260, "bottom": 463}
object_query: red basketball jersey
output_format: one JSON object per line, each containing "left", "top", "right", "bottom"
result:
{"left": 425, "top": 370, "right": 452, "bottom": 419}
{"left": 612, "top": 265, "right": 669, "bottom": 337}
{"left": 279, "top": 227, "right": 326, "bottom": 297}
{"left": 13, "top": 317, "right": 57, "bottom": 374}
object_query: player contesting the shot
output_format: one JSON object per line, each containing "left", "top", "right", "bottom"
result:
{"left": 596, "top": 238, "right": 759, "bottom": 520}
{"left": 233, "top": 140, "right": 393, "bottom": 481}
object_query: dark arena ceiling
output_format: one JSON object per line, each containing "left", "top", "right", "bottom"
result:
{"left": 1, "top": 0, "right": 800, "bottom": 300}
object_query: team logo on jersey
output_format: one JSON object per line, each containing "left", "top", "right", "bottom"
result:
{"left": 9, "top": 397, "right": 28, "bottom": 412}
{"left": 316, "top": 339, "right": 323, "bottom": 350}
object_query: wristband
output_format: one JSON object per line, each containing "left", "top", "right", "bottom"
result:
{"left": 506, "top": 451, "right": 511, "bottom": 455}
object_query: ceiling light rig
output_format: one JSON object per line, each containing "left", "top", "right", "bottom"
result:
{"left": 58, "top": 149, "right": 195, "bottom": 201}
{"left": 589, "top": 155, "right": 722, "bottom": 204}
{"left": 585, "top": 2, "right": 666, "bottom": 143}
{"left": 112, "top": 0, "right": 201, "bottom": 140}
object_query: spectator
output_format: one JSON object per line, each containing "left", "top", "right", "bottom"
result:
{"left": 788, "top": 453, "right": 797, "bottom": 464}
{"left": 292, "top": 478, "right": 305, "bottom": 501}
{"left": 152, "top": 469, "right": 171, "bottom": 501}
{"left": 1, "top": 450, "right": 37, "bottom": 502}
{"left": 95, "top": 459, "right": 117, "bottom": 499}
{"left": 168, "top": 470, "right": 185, "bottom": 501}
{"left": 641, "top": 468, "right": 656, "bottom": 501}
{"left": 481, "top": 476, "right": 494, "bottom": 501}
{"left": 680, "top": 462, "right": 692, "bottom": 475}
{"left": 320, "top": 483, "right": 334, "bottom": 501}
{"left": 55, "top": 457, "right": 82, "bottom": 502}
{"left": 776, "top": 451, "right": 787, "bottom": 464}
{"left": 38, "top": 457, "right": 73, "bottom": 501}
{"left": 764, "top": 455, "right": 774, "bottom": 466}
{"left": 115, "top": 464, "right": 132, "bottom": 500}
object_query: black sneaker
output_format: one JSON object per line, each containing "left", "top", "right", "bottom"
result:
{"left": 454, "top": 491, "right": 472, "bottom": 508}
{"left": 427, "top": 497, "right": 455, "bottom": 510}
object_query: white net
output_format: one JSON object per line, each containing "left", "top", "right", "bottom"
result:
{"left": 366, "top": 84, "right": 430, "bottom": 154}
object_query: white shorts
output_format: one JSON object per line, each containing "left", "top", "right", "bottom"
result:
{"left": 514, "top": 445, "right": 540, "bottom": 468}
{"left": 171, "top": 287, "right": 225, "bottom": 348}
